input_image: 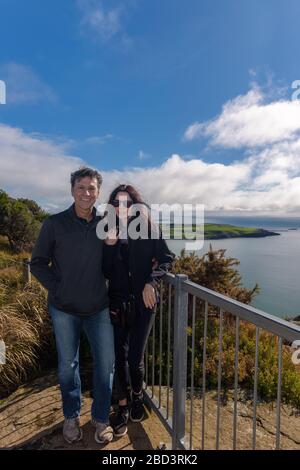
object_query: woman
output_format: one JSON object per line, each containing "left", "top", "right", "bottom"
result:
{"left": 103, "top": 184, "right": 174, "bottom": 437}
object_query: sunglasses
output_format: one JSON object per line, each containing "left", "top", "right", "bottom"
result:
{"left": 111, "top": 199, "right": 133, "bottom": 208}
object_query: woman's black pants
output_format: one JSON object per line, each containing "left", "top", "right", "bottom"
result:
{"left": 113, "top": 304, "right": 155, "bottom": 401}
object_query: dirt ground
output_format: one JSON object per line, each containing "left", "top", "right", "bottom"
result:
{"left": 1, "top": 373, "right": 299, "bottom": 450}
{"left": 0, "top": 372, "right": 170, "bottom": 450}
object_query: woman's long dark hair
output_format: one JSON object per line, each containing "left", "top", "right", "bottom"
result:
{"left": 108, "top": 184, "right": 145, "bottom": 207}
{"left": 106, "top": 184, "right": 158, "bottom": 237}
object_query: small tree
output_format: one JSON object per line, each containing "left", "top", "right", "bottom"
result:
{"left": 0, "top": 190, "right": 45, "bottom": 253}
{"left": 18, "top": 198, "right": 48, "bottom": 223}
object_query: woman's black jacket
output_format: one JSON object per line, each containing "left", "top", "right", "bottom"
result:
{"left": 102, "top": 234, "right": 175, "bottom": 310}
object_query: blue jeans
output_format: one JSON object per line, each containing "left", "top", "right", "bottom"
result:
{"left": 49, "top": 304, "right": 115, "bottom": 424}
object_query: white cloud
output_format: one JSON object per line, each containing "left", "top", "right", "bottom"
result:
{"left": 138, "top": 150, "right": 150, "bottom": 160}
{"left": 85, "top": 134, "right": 115, "bottom": 145}
{"left": 0, "top": 63, "right": 57, "bottom": 105}
{"left": 0, "top": 124, "right": 82, "bottom": 210}
{"left": 179, "top": 84, "right": 300, "bottom": 212}
{"left": 76, "top": 0, "right": 131, "bottom": 44}
{"left": 184, "top": 86, "right": 300, "bottom": 148}
{"left": 2, "top": 82, "right": 300, "bottom": 216}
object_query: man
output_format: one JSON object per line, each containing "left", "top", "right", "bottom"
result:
{"left": 30, "top": 167, "right": 114, "bottom": 445}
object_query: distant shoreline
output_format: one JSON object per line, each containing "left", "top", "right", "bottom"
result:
{"left": 160, "top": 223, "right": 280, "bottom": 240}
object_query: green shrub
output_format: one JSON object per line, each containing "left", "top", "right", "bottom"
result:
{"left": 190, "top": 318, "right": 300, "bottom": 408}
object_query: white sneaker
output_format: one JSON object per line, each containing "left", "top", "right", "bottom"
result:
{"left": 63, "top": 417, "right": 83, "bottom": 444}
{"left": 93, "top": 420, "right": 114, "bottom": 444}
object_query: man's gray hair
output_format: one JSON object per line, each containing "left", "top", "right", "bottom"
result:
{"left": 70, "top": 166, "right": 103, "bottom": 189}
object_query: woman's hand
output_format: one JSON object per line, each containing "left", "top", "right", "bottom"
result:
{"left": 143, "top": 283, "right": 157, "bottom": 309}
{"left": 105, "top": 227, "right": 119, "bottom": 245}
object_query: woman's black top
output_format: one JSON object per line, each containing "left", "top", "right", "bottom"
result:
{"left": 102, "top": 231, "right": 175, "bottom": 310}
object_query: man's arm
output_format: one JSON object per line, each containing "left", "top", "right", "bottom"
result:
{"left": 30, "top": 218, "right": 58, "bottom": 293}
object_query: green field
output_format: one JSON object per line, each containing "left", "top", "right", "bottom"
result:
{"left": 160, "top": 223, "right": 279, "bottom": 240}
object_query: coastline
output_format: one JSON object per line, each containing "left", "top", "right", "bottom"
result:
{"left": 161, "top": 223, "right": 280, "bottom": 240}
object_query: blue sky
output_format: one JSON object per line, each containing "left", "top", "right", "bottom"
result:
{"left": 1, "top": 0, "right": 300, "bottom": 213}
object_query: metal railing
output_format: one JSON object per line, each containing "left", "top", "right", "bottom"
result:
{"left": 143, "top": 273, "right": 300, "bottom": 450}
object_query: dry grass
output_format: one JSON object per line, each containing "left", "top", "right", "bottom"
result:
{"left": 0, "top": 280, "right": 54, "bottom": 397}
{"left": 0, "top": 237, "right": 31, "bottom": 306}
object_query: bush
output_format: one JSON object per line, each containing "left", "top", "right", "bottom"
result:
{"left": 190, "top": 317, "right": 300, "bottom": 408}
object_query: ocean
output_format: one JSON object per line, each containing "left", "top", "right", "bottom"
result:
{"left": 167, "top": 215, "right": 300, "bottom": 319}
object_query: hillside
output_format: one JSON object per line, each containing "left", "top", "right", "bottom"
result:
{"left": 161, "top": 223, "right": 280, "bottom": 240}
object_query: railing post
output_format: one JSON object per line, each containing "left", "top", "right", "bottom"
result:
{"left": 172, "top": 273, "right": 188, "bottom": 449}
{"left": 23, "top": 257, "right": 31, "bottom": 284}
